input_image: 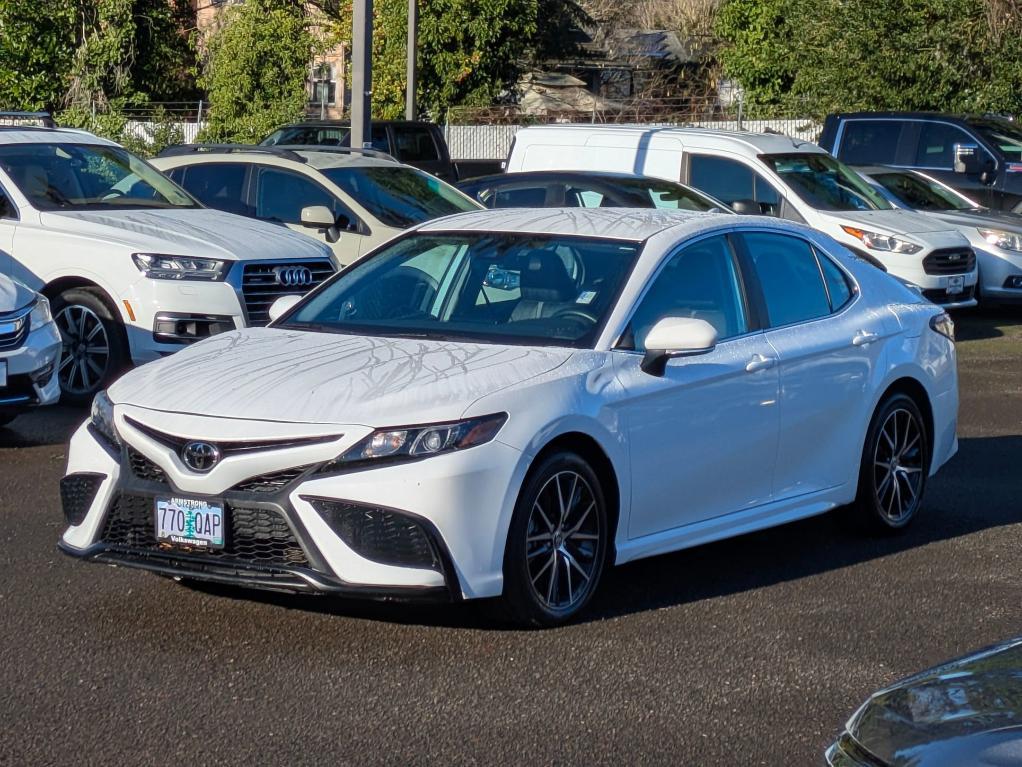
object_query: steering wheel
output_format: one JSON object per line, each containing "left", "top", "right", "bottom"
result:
{"left": 550, "top": 307, "right": 599, "bottom": 325}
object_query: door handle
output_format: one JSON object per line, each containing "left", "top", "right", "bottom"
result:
{"left": 746, "top": 353, "right": 776, "bottom": 373}
{"left": 852, "top": 330, "right": 879, "bottom": 347}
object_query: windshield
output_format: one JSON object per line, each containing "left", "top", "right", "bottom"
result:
{"left": 610, "top": 178, "right": 731, "bottom": 212}
{"left": 0, "top": 143, "right": 197, "bottom": 211}
{"left": 279, "top": 232, "right": 640, "bottom": 348}
{"left": 869, "top": 171, "right": 977, "bottom": 211}
{"left": 763, "top": 153, "right": 893, "bottom": 212}
{"left": 969, "top": 118, "right": 1022, "bottom": 163}
{"left": 322, "top": 166, "right": 478, "bottom": 228}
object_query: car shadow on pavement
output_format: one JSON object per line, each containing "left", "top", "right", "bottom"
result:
{"left": 953, "top": 307, "right": 1021, "bottom": 341}
{"left": 184, "top": 434, "right": 1022, "bottom": 630}
{"left": 0, "top": 405, "right": 85, "bottom": 448}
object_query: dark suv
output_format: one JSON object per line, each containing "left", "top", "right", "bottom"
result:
{"left": 820, "top": 112, "right": 1022, "bottom": 212}
{"left": 261, "top": 120, "right": 456, "bottom": 181}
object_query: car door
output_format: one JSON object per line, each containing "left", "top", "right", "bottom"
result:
{"left": 252, "top": 166, "right": 363, "bottom": 265}
{"left": 736, "top": 231, "right": 892, "bottom": 499}
{"left": 615, "top": 233, "right": 780, "bottom": 539}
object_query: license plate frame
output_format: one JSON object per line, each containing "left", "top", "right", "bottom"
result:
{"left": 946, "top": 275, "right": 965, "bottom": 295}
{"left": 155, "top": 497, "right": 226, "bottom": 550}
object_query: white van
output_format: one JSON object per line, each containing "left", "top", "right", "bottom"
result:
{"left": 506, "top": 125, "right": 978, "bottom": 307}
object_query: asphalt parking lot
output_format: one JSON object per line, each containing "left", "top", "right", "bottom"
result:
{"left": 2, "top": 309, "right": 1021, "bottom": 766}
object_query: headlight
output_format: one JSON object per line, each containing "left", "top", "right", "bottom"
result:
{"left": 930, "top": 312, "right": 955, "bottom": 341}
{"left": 841, "top": 226, "right": 923, "bottom": 254}
{"left": 132, "top": 253, "right": 227, "bottom": 281}
{"left": 324, "top": 413, "right": 508, "bottom": 470}
{"left": 90, "top": 390, "right": 121, "bottom": 448}
{"left": 29, "top": 296, "right": 52, "bottom": 330}
{"left": 979, "top": 228, "right": 1022, "bottom": 253}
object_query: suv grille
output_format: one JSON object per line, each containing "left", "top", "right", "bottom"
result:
{"left": 0, "top": 308, "right": 29, "bottom": 351}
{"left": 923, "top": 248, "right": 975, "bottom": 275}
{"left": 240, "top": 261, "right": 334, "bottom": 325}
{"left": 101, "top": 494, "right": 309, "bottom": 567}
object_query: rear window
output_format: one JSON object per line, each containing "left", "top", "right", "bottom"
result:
{"left": 838, "top": 121, "right": 901, "bottom": 165}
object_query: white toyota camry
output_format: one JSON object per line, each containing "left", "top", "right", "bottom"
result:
{"left": 59, "top": 208, "right": 959, "bottom": 626}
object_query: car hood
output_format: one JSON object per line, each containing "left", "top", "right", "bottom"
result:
{"left": 926, "top": 208, "right": 1022, "bottom": 232}
{"left": 835, "top": 208, "right": 966, "bottom": 237}
{"left": 845, "top": 638, "right": 1022, "bottom": 766}
{"left": 108, "top": 328, "right": 574, "bottom": 425}
{"left": 38, "top": 208, "right": 332, "bottom": 262}
{"left": 0, "top": 273, "right": 35, "bottom": 314}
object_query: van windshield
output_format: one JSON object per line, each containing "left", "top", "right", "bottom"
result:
{"left": 969, "top": 118, "right": 1022, "bottom": 163}
{"left": 762, "top": 153, "right": 893, "bottom": 212}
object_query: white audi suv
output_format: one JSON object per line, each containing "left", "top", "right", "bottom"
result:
{"left": 59, "top": 209, "right": 959, "bottom": 626}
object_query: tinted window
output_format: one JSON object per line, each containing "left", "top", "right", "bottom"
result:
{"left": 689, "top": 154, "right": 780, "bottom": 214}
{"left": 743, "top": 232, "right": 831, "bottom": 326}
{"left": 915, "top": 123, "right": 979, "bottom": 169}
{"left": 870, "top": 171, "right": 973, "bottom": 211}
{"left": 817, "top": 252, "right": 853, "bottom": 310}
{"left": 322, "top": 166, "right": 478, "bottom": 227}
{"left": 970, "top": 118, "right": 1022, "bottom": 162}
{"left": 763, "top": 153, "right": 892, "bottom": 212}
{"left": 255, "top": 168, "right": 337, "bottom": 224}
{"left": 177, "top": 163, "right": 249, "bottom": 216}
{"left": 490, "top": 185, "right": 550, "bottom": 208}
{"left": 626, "top": 235, "right": 748, "bottom": 350}
{"left": 838, "top": 121, "right": 901, "bottom": 165}
{"left": 166, "top": 167, "right": 185, "bottom": 185}
{"left": 391, "top": 125, "right": 440, "bottom": 162}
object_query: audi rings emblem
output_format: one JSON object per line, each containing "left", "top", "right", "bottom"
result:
{"left": 274, "top": 266, "right": 314, "bottom": 288}
{"left": 181, "top": 441, "right": 222, "bottom": 473}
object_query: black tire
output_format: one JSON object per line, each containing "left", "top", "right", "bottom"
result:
{"left": 852, "top": 393, "right": 930, "bottom": 534}
{"left": 51, "top": 288, "right": 129, "bottom": 404}
{"left": 501, "top": 451, "right": 609, "bottom": 627}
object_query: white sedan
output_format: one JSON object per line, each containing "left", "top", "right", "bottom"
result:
{"left": 59, "top": 209, "right": 959, "bottom": 626}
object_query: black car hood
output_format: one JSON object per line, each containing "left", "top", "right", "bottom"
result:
{"left": 846, "top": 639, "right": 1022, "bottom": 766}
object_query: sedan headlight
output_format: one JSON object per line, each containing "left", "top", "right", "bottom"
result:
{"left": 325, "top": 413, "right": 508, "bottom": 470}
{"left": 979, "top": 228, "right": 1022, "bottom": 253}
{"left": 90, "top": 390, "right": 121, "bottom": 448}
{"left": 132, "top": 253, "right": 227, "bottom": 281}
{"left": 29, "top": 296, "right": 52, "bottom": 330}
{"left": 841, "top": 226, "right": 923, "bottom": 254}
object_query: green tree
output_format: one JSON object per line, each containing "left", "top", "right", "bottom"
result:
{"left": 198, "top": 0, "right": 315, "bottom": 142}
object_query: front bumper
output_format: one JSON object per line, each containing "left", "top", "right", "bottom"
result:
{"left": 59, "top": 416, "right": 523, "bottom": 601}
{"left": 0, "top": 319, "right": 61, "bottom": 413}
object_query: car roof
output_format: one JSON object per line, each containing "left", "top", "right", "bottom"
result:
{"left": 0, "top": 127, "right": 120, "bottom": 147}
{"left": 417, "top": 207, "right": 734, "bottom": 241}
{"left": 154, "top": 147, "right": 400, "bottom": 171}
{"left": 460, "top": 170, "right": 685, "bottom": 186}
{"left": 515, "top": 124, "right": 824, "bottom": 155}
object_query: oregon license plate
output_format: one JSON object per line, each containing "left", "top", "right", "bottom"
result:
{"left": 947, "top": 275, "right": 965, "bottom": 295}
{"left": 155, "top": 497, "right": 225, "bottom": 549}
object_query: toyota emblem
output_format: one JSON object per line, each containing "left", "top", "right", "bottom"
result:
{"left": 274, "top": 266, "right": 314, "bottom": 288}
{"left": 181, "top": 441, "right": 222, "bottom": 473}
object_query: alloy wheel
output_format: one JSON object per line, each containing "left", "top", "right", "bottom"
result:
{"left": 525, "top": 470, "right": 602, "bottom": 612}
{"left": 872, "top": 407, "right": 924, "bottom": 524}
{"left": 56, "top": 305, "right": 111, "bottom": 396}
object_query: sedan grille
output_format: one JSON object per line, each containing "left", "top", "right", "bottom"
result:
{"left": 0, "top": 307, "right": 29, "bottom": 351}
{"left": 127, "top": 448, "right": 167, "bottom": 484}
{"left": 240, "top": 261, "right": 334, "bottom": 326}
{"left": 101, "top": 494, "right": 309, "bottom": 567}
{"left": 922, "top": 248, "right": 975, "bottom": 275}
{"left": 231, "top": 466, "right": 313, "bottom": 493}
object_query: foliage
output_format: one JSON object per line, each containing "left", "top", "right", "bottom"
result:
{"left": 716, "top": 0, "right": 1022, "bottom": 118}
{"left": 197, "top": 0, "right": 315, "bottom": 142}
{"left": 58, "top": 106, "right": 185, "bottom": 157}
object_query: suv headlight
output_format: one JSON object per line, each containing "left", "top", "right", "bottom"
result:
{"left": 322, "top": 413, "right": 508, "bottom": 471}
{"left": 979, "top": 228, "right": 1022, "bottom": 253}
{"left": 841, "top": 226, "right": 923, "bottom": 254}
{"left": 132, "top": 253, "right": 227, "bottom": 281}
{"left": 29, "top": 296, "right": 52, "bottom": 330}
{"left": 90, "top": 390, "right": 121, "bottom": 448}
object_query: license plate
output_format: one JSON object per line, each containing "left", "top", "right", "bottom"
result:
{"left": 947, "top": 275, "right": 965, "bottom": 295}
{"left": 0, "top": 360, "right": 6, "bottom": 388}
{"left": 155, "top": 497, "right": 225, "bottom": 549}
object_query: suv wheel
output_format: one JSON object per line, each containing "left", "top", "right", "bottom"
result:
{"left": 53, "top": 288, "right": 128, "bottom": 404}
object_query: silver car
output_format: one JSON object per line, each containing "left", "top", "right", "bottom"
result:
{"left": 0, "top": 274, "right": 61, "bottom": 427}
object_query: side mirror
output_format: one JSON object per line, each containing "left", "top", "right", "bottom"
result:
{"left": 267, "top": 294, "right": 303, "bottom": 323}
{"left": 731, "top": 199, "right": 763, "bottom": 215}
{"left": 640, "top": 317, "right": 718, "bottom": 376}
{"left": 953, "top": 143, "right": 982, "bottom": 174}
{"left": 300, "top": 205, "right": 336, "bottom": 228}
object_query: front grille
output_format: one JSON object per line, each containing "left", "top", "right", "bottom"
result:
{"left": 922, "top": 285, "right": 977, "bottom": 305}
{"left": 231, "top": 465, "right": 312, "bottom": 493}
{"left": 240, "top": 261, "right": 334, "bottom": 326}
{"left": 308, "top": 498, "right": 441, "bottom": 571}
{"left": 124, "top": 416, "right": 340, "bottom": 456}
{"left": 923, "top": 248, "right": 976, "bottom": 275}
{"left": 60, "top": 473, "right": 105, "bottom": 525}
{"left": 127, "top": 448, "right": 167, "bottom": 484}
{"left": 101, "top": 494, "right": 309, "bottom": 567}
{"left": 0, "top": 308, "right": 29, "bottom": 351}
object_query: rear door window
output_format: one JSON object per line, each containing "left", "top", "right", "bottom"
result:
{"left": 391, "top": 124, "right": 441, "bottom": 162}
{"left": 175, "top": 163, "right": 250, "bottom": 216}
{"left": 837, "top": 120, "right": 902, "bottom": 165}
{"left": 688, "top": 154, "right": 781, "bottom": 215}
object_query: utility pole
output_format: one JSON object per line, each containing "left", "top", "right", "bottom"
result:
{"left": 405, "top": 0, "right": 418, "bottom": 121}
{"left": 350, "top": 0, "right": 373, "bottom": 149}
